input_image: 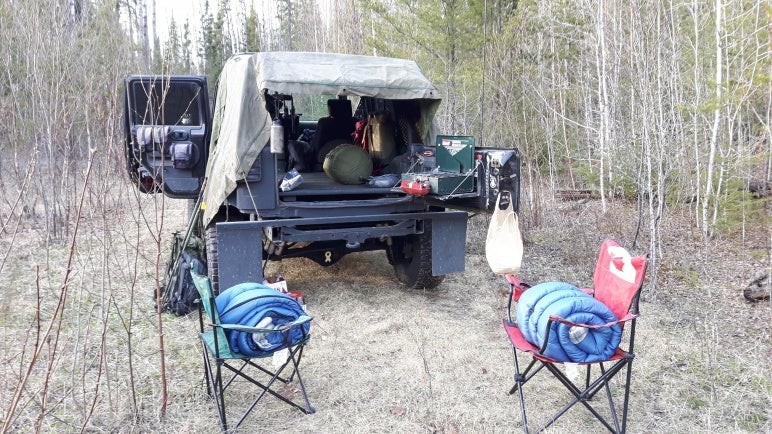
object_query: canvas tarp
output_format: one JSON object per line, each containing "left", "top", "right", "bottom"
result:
{"left": 202, "top": 52, "right": 442, "bottom": 226}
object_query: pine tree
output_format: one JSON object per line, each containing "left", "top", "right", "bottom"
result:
{"left": 199, "top": 0, "right": 233, "bottom": 82}
{"left": 245, "top": 3, "right": 261, "bottom": 52}
{"left": 274, "top": 0, "right": 319, "bottom": 51}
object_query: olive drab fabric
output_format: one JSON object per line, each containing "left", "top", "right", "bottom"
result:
{"left": 203, "top": 52, "right": 442, "bottom": 226}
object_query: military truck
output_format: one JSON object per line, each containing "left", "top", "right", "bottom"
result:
{"left": 123, "top": 52, "right": 519, "bottom": 292}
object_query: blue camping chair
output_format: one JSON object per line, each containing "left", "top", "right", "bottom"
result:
{"left": 191, "top": 271, "right": 314, "bottom": 432}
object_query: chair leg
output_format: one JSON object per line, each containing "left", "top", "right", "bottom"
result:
{"left": 208, "top": 358, "right": 229, "bottom": 433}
{"left": 620, "top": 359, "right": 634, "bottom": 433}
{"left": 599, "top": 363, "right": 621, "bottom": 433}
{"left": 201, "top": 340, "right": 229, "bottom": 432}
{"left": 544, "top": 360, "right": 634, "bottom": 433}
{"left": 286, "top": 346, "right": 315, "bottom": 414}
{"left": 201, "top": 343, "right": 213, "bottom": 397}
{"left": 585, "top": 364, "right": 592, "bottom": 391}
{"left": 221, "top": 344, "right": 314, "bottom": 431}
{"left": 508, "top": 349, "right": 538, "bottom": 433}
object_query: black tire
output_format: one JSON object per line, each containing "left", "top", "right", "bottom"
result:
{"left": 205, "top": 225, "right": 220, "bottom": 295}
{"left": 388, "top": 221, "right": 444, "bottom": 290}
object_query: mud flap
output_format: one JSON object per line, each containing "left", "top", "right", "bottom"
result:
{"left": 213, "top": 210, "right": 468, "bottom": 290}
{"left": 216, "top": 223, "right": 265, "bottom": 291}
{"left": 430, "top": 211, "right": 468, "bottom": 276}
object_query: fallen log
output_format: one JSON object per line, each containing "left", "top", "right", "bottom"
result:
{"left": 743, "top": 271, "right": 770, "bottom": 302}
{"left": 747, "top": 181, "right": 771, "bottom": 198}
{"left": 556, "top": 189, "right": 598, "bottom": 200}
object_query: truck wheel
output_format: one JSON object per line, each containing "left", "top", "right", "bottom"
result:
{"left": 205, "top": 224, "right": 220, "bottom": 294}
{"left": 387, "top": 221, "right": 444, "bottom": 290}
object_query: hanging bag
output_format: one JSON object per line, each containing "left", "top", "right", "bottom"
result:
{"left": 485, "top": 192, "right": 524, "bottom": 275}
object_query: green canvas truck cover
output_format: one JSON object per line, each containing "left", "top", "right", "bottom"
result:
{"left": 202, "top": 51, "right": 442, "bottom": 226}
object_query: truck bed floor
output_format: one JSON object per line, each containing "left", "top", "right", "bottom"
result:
{"left": 278, "top": 172, "right": 400, "bottom": 198}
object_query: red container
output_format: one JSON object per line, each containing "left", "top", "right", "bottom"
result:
{"left": 400, "top": 180, "right": 430, "bottom": 196}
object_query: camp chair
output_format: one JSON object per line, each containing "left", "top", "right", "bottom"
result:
{"left": 190, "top": 271, "right": 315, "bottom": 432}
{"left": 502, "top": 239, "right": 647, "bottom": 433}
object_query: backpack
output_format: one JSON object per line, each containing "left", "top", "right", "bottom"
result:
{"left": 162, "top": 231, "right": 207, "bottom": 316}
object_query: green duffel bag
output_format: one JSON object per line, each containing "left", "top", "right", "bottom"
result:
{"left": 323, "top": 143, "right": 373, "bottom": 184}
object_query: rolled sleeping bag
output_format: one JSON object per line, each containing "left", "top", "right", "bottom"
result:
{"left": 216, "top": 282, "right": 309, "bottom": 357}
{"left": 516, "top": 282, "right": 621, "bottom": 363}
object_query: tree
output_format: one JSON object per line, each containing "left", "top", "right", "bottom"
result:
{"left": 244, "top": 2, "right": 261, "bottom": 52}
{"left": 365, "top": 0, "right": 487, "bottom": 135}
{"left": 273, "top": 0, "right": 321, "bottom": 51}
{"left": 199, "top": 0, "right": 233, "bottom": 82}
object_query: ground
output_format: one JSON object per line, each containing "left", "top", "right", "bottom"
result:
{"left": 0, "top": 193, "right": 769, "bottom": 433}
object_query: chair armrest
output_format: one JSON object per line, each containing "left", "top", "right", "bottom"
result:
{"left": 505, "top": 274, "right": 532, "bottom": 302}
{"left": 216, "top": 315, "right": 313, "bottom": 333}
{"left": 547, "top": 312, "right": 637, "bottom": 329}
{"left": 535, "top": 312, "right": 637, "bottom": 355}
{"left": 275, "top": 315, "right": 313, "bottom": 331}
{"left": 504, "top": 275, "right": 533, "bottom": 322}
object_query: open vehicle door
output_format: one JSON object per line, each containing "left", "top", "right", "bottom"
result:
{"left": 123, "top": 75, "right": 210, "bottom": 198}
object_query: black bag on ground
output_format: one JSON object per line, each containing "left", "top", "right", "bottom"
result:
{"left": 162, "top": 231, "right": 207, "bottom": 316}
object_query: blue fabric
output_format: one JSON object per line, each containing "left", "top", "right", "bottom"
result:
{"left": 516, "top": 282, "right": 621, "bottom": 363}
{"left": 215, "top": 282, "right": 309, "bottom": 357}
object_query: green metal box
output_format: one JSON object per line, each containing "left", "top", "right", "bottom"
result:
{"left": 401, "top": 136, "right": 476, "bottom": 195}
{"left": 435, "top": 135, "right": 475, "bottom": 173}
{"left": 401, "top": 171, "right": 474, "bottom": 195}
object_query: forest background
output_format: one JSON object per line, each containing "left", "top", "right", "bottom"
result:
{"left": 0, "top": 0, "right": 769, "bottom": 432}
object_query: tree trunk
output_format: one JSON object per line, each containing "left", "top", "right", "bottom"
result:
{"left": 702, "top": 0, "right": 723, "bottom": 237}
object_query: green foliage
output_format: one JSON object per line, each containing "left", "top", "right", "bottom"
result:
{"left": 0, "top": 0, "right": 135, "bottom": 236}
{"left": 574, "top": 162, "right": 600, "bottom": 190}
{"left": 713, "top": 179, "right": 768, "bottom": 234}
{"left": 245, "top": 4, "right": 261, "bottom": 52}
{"left": 199, "top": 0, "right": 233, "bottom": 83}
{"left": 161, "top": 17, "right": 193, "bottom": 74}
{"left": 274, "top": 0, "right": 317, "bottom": 51}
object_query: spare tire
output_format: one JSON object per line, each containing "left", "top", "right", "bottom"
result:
{"left": 323, "top": 143, "right": 373, "bottom": 184}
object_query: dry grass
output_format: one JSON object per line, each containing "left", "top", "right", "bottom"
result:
{"left": 0, "top": 190, "right": 770, "bottom": 433}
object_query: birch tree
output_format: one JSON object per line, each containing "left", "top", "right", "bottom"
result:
{"left": 702, "top": 0, "right": 723, "bottom": 237}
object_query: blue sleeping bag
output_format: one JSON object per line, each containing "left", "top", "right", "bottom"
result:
{"left": 216, "top": 282, "right": 310, "bottom": 357}
{"left": 516, "top": 282, "right": 621, "bottom": 363}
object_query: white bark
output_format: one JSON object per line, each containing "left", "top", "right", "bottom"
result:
{"left": 595, "top": 0, "right": 610, "bottom": 212}
{"left": 702, "top": 0, "right": 723, "bottom": 237}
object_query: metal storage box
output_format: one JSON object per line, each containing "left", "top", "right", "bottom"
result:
{"left": 401, "top": 171, "right": 474, "bottom": 195}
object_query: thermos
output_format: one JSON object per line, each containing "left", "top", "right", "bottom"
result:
{"left": 270, "top": 119, "right": 284, "bottom": 154}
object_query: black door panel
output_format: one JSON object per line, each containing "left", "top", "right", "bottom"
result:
{"left": 123, "top": 76, "right": 210, "bottom": 198}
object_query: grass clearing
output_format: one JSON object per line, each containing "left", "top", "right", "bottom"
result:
{"left": 0, "top": 191, "right": 769, "bottom": 433}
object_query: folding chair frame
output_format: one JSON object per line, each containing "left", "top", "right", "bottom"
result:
{"left": 192, "top": 272, "right": 315, "bottom": 432}
{"left": 502, "top": 241, "right": 647, "bottom": 434}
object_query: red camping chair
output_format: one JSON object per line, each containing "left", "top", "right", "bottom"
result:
{"left": 502, "top": 240, "right": 647, "bottom": 433}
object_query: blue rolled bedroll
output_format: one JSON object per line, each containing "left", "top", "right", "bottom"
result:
{"left": 516, "top": 282, "right": 622, "bottom": 363}
{"left": 215, "top": 282, "right": 310, "bottom": 358}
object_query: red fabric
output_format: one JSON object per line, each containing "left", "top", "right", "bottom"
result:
{"left": 503, "top": 320, "right": 628, "bottom": 364}
{"left": 352, "top": 119, "right": 369, "bottom": 151}
{"left": 592, "top": 240, "right": 648, "bottom": 319}
{"left": 505, "top": 275, "right": 531, "bottom": 301}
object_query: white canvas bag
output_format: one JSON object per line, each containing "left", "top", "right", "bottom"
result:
{"left": 485, "top": 192, "right": 524, "bottom": 275}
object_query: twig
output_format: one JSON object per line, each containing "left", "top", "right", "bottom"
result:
{"left": 3, "top": 147, "right": 97, "bottom": 432}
